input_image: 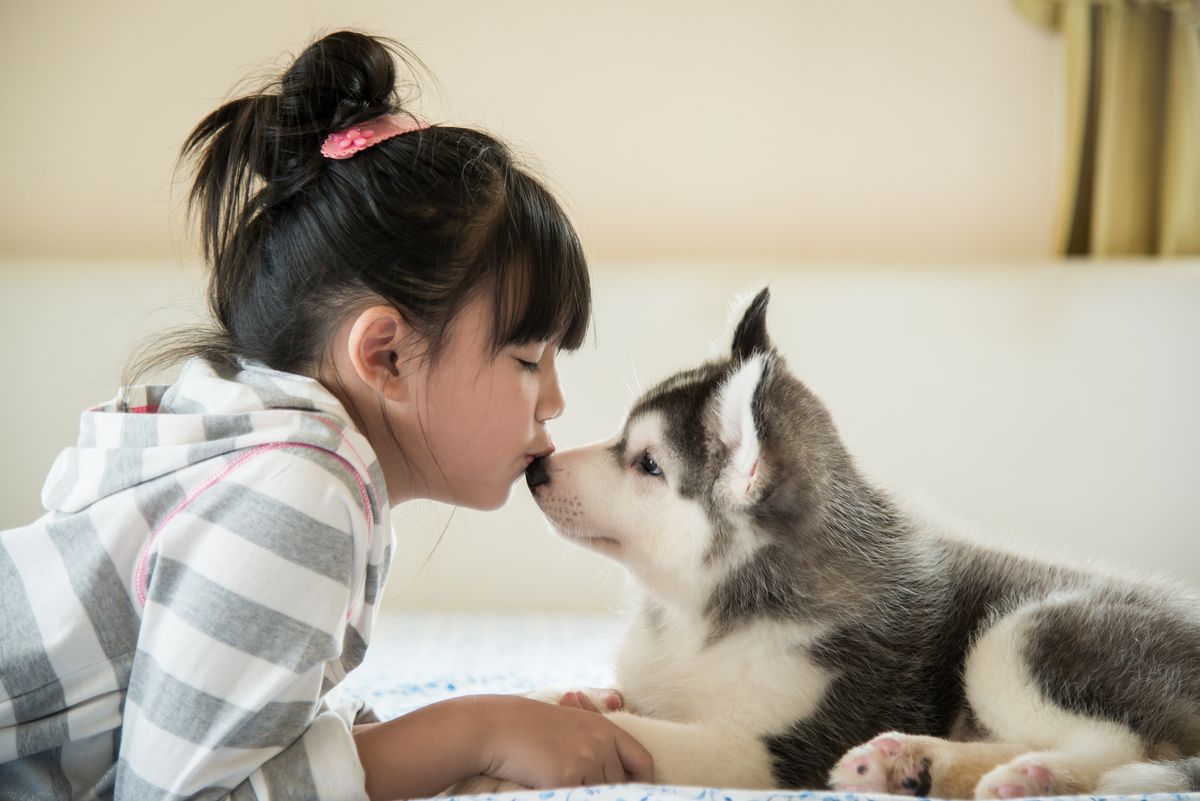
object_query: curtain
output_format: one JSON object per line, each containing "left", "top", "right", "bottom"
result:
{"left": 1014, "top": 0, "right": 1200, "bottom": 256}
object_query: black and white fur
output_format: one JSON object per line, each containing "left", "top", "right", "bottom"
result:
{"left": 463, "top": 288, "right": 1200, "bottom": 798}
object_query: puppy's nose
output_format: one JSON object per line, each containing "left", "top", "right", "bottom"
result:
{"left": 525, "top": 456, "right": 550, "bottom": 489}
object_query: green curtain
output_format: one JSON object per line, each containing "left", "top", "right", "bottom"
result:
{"left": 1015, "top": 0, "right": 1200, "bottom": 256}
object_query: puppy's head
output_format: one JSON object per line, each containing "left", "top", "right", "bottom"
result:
{"left": 527, "top": 288, "right": 849, "bottom": 604}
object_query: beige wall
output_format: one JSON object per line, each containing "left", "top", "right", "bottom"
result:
{"left": 0, "top": 1, "right": 1062, "bottom": 263}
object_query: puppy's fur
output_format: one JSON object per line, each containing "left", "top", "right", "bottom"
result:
{"left": 458, "top": 289, "right": 1200, "bottom": 799}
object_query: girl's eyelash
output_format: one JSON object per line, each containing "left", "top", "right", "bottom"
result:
{"left": 517, "top": 358, "right": 540, "bottom": 373}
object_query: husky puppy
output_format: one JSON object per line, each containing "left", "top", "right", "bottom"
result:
{"left": 517, "top": 288, "right": 1200, "bottom": 799}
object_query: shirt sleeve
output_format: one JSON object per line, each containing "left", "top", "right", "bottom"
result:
{"left": 115, "top": 447, "right": 374, "bottom": 800}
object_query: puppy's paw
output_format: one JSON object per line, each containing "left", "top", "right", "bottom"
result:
{"left": 523, "top": 686, "right": 625, "bottom": 712}
{"left": 558, "top": 687, "right": 625, "bottom": 713}
{"left": 829, "top": 732, "right": 933, "bottom": 795}
{"left": 975, "top": 755, "right": 1067, "bottom": 799}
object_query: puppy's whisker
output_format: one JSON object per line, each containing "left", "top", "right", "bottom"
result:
{"left": 621, "top": 371, "right": 637, "bottom": 401}
{"left": 629, "top": 362, "right": 644, "bottom": 394}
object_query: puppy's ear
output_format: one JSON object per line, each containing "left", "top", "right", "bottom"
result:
{"left": 731, "top": 286, "right": 772, "bottom": 362}
{"left": 715, "top": 352, "right": 771, "bottom": 503}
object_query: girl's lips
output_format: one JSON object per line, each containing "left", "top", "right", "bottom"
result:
{"left": 525, "top": 447, "right": 555, "bottom": 466}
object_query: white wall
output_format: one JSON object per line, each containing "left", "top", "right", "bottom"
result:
{"left": 4, "top": 259, "right": 1198, "bottom": 612}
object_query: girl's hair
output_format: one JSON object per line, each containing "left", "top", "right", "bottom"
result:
{"left": 128, "top": 29, "right": 590, "bottom": 388}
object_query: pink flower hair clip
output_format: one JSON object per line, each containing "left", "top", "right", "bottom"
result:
{"left": 320, "top": 114, "right": 427, "bottom": 160}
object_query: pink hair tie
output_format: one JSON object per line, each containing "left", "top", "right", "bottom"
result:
{"left": 320, "top": 113, "right": 426, "bottom": 160}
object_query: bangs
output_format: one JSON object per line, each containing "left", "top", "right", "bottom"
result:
{"left": 478, "top": 169, "right": 592, "bottom": 354}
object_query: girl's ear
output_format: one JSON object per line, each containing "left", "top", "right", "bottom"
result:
{"left": 345, "top": 305, "right": 416, "bottom": 402}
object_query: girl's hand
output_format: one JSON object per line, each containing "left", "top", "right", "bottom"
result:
{"left": 558, "top": 688, "right": 624, "bottom": 713}
{"left": 475, "top": 694, "right": 653, "bottom": 788}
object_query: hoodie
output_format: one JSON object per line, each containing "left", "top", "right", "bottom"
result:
{"left": 0, "top": 355, "right": 396, "bottom": 800}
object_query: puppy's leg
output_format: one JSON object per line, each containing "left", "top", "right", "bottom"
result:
{"left": 604, "top": 711, "right": 776, "bottom": 788}
{"left": 830, "top": 732, "right": 1029, "bottom": 798}
{"left": 962, "top": 593, "right": 1197, "bottom": 798}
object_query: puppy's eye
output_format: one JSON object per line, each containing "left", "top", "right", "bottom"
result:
{"left": 637, "top": 451, "right": 663, "bottom": 477}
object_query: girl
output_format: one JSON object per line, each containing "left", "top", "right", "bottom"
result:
{"left": 0, "top": 30, "right": 652, "bottom": 801}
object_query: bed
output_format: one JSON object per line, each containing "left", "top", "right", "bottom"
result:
{"left": 331, "top": 611, "right": 1191, "bottom": 801}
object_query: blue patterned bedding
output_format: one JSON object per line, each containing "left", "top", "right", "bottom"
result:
{"left": 440, "top": 787, "right": 1194, "bottom": 801}
{"left": 333, "top": 612, "right": 1193, "bottom": 801}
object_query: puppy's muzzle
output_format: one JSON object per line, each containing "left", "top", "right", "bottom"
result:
{"left": 525, "top": 456, "right": 550, "bottom": 489}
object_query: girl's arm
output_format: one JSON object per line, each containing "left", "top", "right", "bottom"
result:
{"left": 353, "top": 694, "right": 654, "bottom": 801}
{"left": 353, "top": 696, "right": 486, "bottom": 800}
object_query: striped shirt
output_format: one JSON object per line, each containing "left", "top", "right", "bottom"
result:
{"left": 1, "top": 355, "right": 396, "bottom": 800}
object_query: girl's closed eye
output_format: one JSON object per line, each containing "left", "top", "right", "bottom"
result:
{"left": 514, "top": 344, "right": 549, "bottom": 373}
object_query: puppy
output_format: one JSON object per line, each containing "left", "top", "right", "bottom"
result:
{"left": 464, "top": 288, "right": 1200, "bottom": 798}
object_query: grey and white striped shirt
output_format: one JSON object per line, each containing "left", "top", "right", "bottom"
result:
{"left": 1, "top": 355, "right": 396, "bottom": 800}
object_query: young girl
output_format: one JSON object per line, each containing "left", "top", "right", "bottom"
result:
{"left": 0, "top": 30, "right": 652, "bottom": 801}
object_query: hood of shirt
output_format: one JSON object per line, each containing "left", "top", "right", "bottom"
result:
{"left": 41, "top": 355, "right": 386, "bottom": 517}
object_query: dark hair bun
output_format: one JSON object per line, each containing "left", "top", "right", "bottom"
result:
{"left": 181, "top": 31, "right": 416, "bottom": 259}
{"left": 278, "top": 31, "right": 401, "bottom": 143}
{"left": 183, "top": 30, "right": 413, "bottom": 193}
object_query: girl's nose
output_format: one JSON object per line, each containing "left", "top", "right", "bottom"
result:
{"left": 536, "top": 371, "right": 565, "bottom": 423}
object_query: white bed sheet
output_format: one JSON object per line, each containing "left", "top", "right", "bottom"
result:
{"left": 336, "top": 612, "right": 624, "bottom": 719}
{"left": 333, "top": 612, "right": 1194, "bottom": 801}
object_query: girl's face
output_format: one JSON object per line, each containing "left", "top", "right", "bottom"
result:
{"left": 339, "top": 293, "right": 565, "bottom": 510}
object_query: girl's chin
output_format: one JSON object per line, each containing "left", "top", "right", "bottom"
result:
{"left": 461, "top": 480, "right": 514, "bottom": 512}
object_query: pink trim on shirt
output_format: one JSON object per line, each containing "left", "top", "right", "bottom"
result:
{"left": 313, "top": 417, "right": 371, "bottom": 488}
{"left": 312, "top": 416, "right": 377, "bottom": 517}
{"left": 84, "top": 403, "right": 160, "bottom": 413}
{"left": 134, "top": 442, "right": 373, "bottom": 623}
{"left": 311, "top": 416, "right": 378, "bottom": 555}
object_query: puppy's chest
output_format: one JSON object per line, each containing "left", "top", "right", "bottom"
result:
{"left": 615, "top": 615, "right": 835, "bottom": 735}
